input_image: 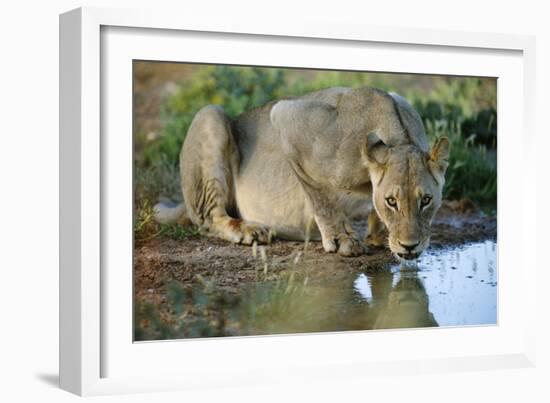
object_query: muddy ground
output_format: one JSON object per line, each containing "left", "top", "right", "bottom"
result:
{"left": 134, "top": 199, "right": 496, "bottom": 320}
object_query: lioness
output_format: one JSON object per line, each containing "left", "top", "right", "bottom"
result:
{"left": 155, "top": 87, "right": 450, "bottom": 259}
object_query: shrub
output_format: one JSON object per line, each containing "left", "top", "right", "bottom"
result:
{"left": 424, "top": 120, "right": 496, "bottom": 208}
{"left": 140, "top": 66, "right": 286, "bottom": 166}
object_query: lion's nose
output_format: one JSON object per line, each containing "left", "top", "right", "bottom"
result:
{"left": 399, "top": 241, "right": 419, "bottom": 252}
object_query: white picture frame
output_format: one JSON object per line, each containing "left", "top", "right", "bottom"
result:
{"left": 59, "top": 6, "right": 537, "bottom": 396}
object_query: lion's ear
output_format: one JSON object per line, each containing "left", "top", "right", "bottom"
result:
{"left": 428, "top": 137, "right": 450, "bottom": 181}
{"left": 363, "top": 132, "right": 389, "bottom": 166}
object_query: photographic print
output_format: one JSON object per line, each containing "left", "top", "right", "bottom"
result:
{"left": 133, "top": 62, "right": 497, "bottom": 341}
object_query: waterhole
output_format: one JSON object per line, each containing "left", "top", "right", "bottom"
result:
{"left": 137, "top": 240, "right": 497, "bottom": 339}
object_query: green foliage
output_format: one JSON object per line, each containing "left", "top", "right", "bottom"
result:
{"left": 425, "top": 120, "right": 496, "bottom": 207}
{"left": 139, "top": 66, "right": 286, "bottom": 166}
{"left": 425, "top": 77, "right": 496, "bottom": 118}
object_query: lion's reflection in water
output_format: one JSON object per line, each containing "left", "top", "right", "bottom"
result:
{"left": 354, "top": 269, "right": 438, "bottom": 330}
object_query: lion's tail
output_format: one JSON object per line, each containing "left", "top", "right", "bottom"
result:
{"left": 153, "top": 201, "right": 192, "bottom": 225}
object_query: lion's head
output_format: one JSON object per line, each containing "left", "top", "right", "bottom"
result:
{"left": 373, "top": 271, "right": 438, "bottom": 329}
{"left": 363, "top": 133, "right": 450, "bottom": 260}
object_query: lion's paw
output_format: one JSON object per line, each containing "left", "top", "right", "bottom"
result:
{"left": 336, "top": 234, "right": 367, "bottom": 257}
{"left": 223, "top": 218, "right": 270, "bottom": 245}
{"left": 322, "top": 234, "right": 366, "bottom": 257}
{"left": 240, "top": 222, "right": 270, "bottom": 245}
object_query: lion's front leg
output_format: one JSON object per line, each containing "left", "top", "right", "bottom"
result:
{"left": 302, "top": 184, "right": 366, "bottom": 257}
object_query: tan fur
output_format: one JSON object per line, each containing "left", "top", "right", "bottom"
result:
{"left": 154, "top": 87, "right": 449, "bottom": 258}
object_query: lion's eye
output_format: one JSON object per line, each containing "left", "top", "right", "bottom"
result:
{"left": 420, "top": 195, "right": 432, "bottom": 208}
{"left": 385, "top": 197, "right": 397, "bottom": 209}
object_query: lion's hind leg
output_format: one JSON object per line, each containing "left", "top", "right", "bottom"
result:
{"left": 180, "top": 105, "right": 270, "bottom": 245}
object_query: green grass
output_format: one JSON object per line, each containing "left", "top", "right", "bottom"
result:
{"left": 134, "top": 198, "right": 200, "bottom": 242}
{"left": 134, "top": 65, "right": 497, "bottom": 240}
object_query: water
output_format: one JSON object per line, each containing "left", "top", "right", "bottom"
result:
{"left": 135, "top": 241, "right": 497, "bottom": 340}
{"left": 354, "top": 240, "right": 497, "bottom": 328}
